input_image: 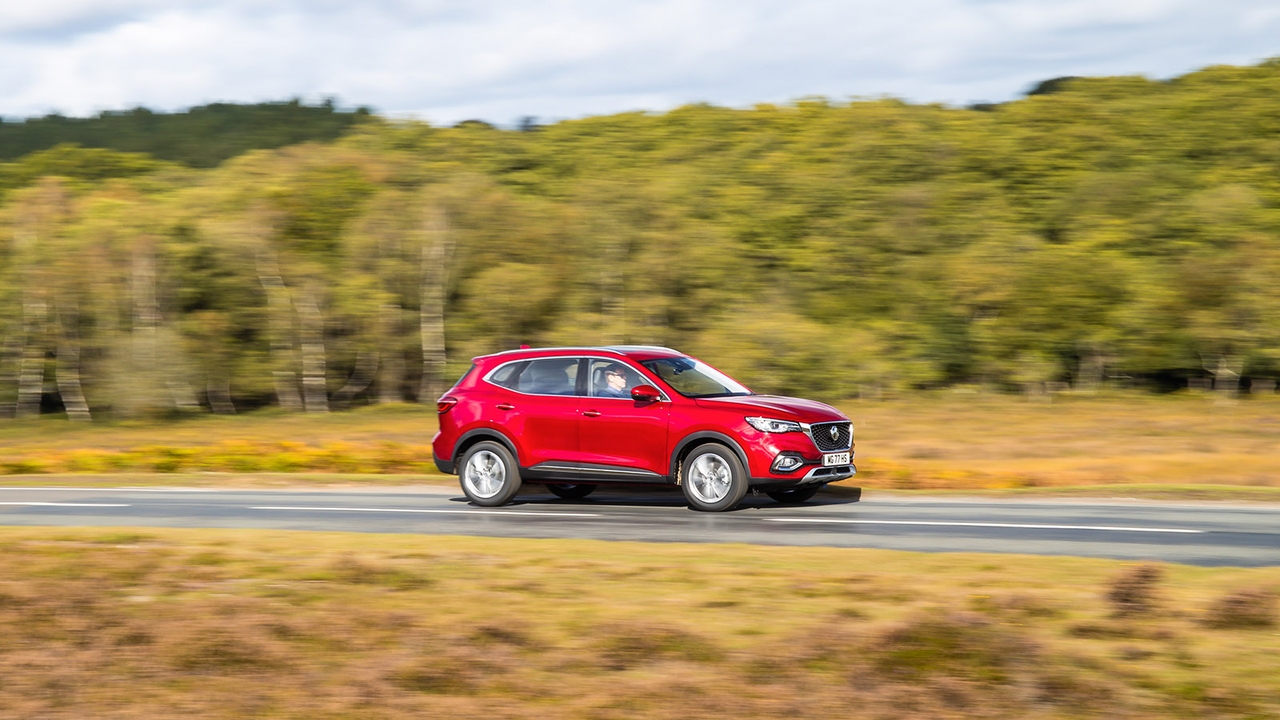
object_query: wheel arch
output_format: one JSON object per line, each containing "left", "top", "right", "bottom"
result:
{"left": 454, "top": 428, "right": 522, "bottom": 470}
{"left": 669, "top": 431, "right": 750, "bottom": 483}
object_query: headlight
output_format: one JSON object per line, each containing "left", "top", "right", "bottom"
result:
{"left": 746, "top": 416, "right": 803, "bottom": 433}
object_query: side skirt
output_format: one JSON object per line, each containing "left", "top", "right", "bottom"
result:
{"left": 524, "top": 462, "right": 672, "bottom": 484}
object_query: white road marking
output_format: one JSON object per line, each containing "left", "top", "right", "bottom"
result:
{"left": 0, "top": 502, "right": 131, "bottom": 508}
{"left": 251, "top": 506, "right": 600, "bottom": 518}
{"left": 767, "top": 518, "right": 1204, "bottom": 534}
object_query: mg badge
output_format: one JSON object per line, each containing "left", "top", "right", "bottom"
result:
{"left": 829, "top": 426, "right": 839, "bottom": 441}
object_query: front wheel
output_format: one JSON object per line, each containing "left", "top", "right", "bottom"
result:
{"left": 545, "top": 483, "right": 596, "bottom": 500}
{"left": 459, "top": 441, "right": 522, "bottom": 506}
{"left": 767, "top": 485, "right": 820, "bottom": 504}
{"left": 681, "top": 444, "right": 748, "bottom": 512}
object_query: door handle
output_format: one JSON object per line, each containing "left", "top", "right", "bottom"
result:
{"left": 582, "top": 410, "right": 601, "bottom": 417}
{"left": 496, "top": 403, "right": 515, "bottom": 411}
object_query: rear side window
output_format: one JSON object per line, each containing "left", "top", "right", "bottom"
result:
{"left": 488, "top": 361, "right": 529, "bottom": 390}
{"left": 516, "top": 357, "right": 579, "bottom": 396}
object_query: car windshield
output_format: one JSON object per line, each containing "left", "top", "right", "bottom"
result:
{"left": 640, "top": 357, "right": 752, "bottom": 398}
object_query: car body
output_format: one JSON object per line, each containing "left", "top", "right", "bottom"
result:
{"left": 432, "top": 346, "right": 856, "bottom": 511}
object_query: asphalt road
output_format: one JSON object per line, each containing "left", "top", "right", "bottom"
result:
{"left": 2, "top": 484, "right": 1278, "bottom": 567}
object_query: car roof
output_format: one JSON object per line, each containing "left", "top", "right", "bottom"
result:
{"left": 473, "top": 345, "right": 688, "bottom": 364}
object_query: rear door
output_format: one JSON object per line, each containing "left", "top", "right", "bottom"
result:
{"left": 487, "top": 356, "right": 582, "bottom": 468}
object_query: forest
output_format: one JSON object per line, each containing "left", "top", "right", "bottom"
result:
{"left": 0, "top": 99, "right": 371, "bottom": 167}
{"left": 2, "top": 59, "right": 1280, "bottom": 420}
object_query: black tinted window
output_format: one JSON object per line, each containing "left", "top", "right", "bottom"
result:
{"left": 516, "top": 358, "right": 579, "bottom": 396}
{"left": 488, "top": 361, "right": 529, "bottom": 390}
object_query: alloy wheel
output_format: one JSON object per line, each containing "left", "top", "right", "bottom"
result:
{"left": 463, "top": 450, "right": 506, "bottom": 499}
{"left": 686, "top": 453, "right": 733, "bottom": 503}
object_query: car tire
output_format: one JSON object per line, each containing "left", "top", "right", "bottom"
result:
{"left": 767, "top": 485, "right": 820, "bottom": 504}
{"left": 545, "top": 483, "right": 597, "bottom": 500}
{"left": 680, "top": 443, "right": 748, "bottom": 512}
{"left": 459, "top": 441, "right": 522, "bottom": 506}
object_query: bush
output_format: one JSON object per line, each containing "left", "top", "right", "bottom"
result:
{"left": 1, "top": 458, "right": 48, "bottom": 475}
{"left": 594, "top": 623, "right": 722, "bottom": 670}
{"left": 1202, "top": 589, "right": 1277, "bottom": 629}
{"left": 1107, "top": 564, "right": 1163, "bottom": 617}
{"left": 871, "top": 610, "right": 1035, "bottom": 683}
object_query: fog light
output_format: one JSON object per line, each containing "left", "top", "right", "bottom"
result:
{"left": 771, "top": 453, "right": 804, "bottom": 473}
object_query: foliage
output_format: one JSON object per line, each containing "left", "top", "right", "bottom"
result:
{"left": 4, "top": 60, "right": 1280, "bottom": 418}
{"left": 0, "top": 99, "right": 371, "bottom": 168}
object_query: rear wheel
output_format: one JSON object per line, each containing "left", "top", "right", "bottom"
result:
{"left": 545, "top": 483, "right": 597, "bottom": 500}
{"left": 767, "top": 485, "right": 820, "bottom": 504}
{"left": 459, "top": 441, "right": 522, "bottom": 506}
{"left": 681, "top": 443, "right": 748, "bottom": 512}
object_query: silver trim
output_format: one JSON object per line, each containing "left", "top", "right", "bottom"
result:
{"left": 531, "top": 463, "right": 664, "bottom": 478}
{"left": 800, "top": 465, "right": 856, "bottom": 483}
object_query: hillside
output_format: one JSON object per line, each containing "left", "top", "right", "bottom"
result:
{"left": 0, "top": 99, "right": 371, "bottom": 168}
{"left": 2, "top": 60, "right": 1280, "bottom": 417}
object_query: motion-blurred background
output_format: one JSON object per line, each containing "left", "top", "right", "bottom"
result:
{"left": 2, "top": 1, "right": 1280, "bottom": 419}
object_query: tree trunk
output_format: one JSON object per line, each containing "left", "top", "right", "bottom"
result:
{"left": 256, "top": 249, "right": 303, "bottom": 411}
{"left": 168, "top": 380, "right": 200, "bottom": 411}
{"left": 17, "top": 292, "right": 48, "bottom": 419}
{"left": 1214, "top": 355, "right": 1242, "bottom": 398}
{"left": 129, "top": 243, "right": 162, "bottom": 416}
{"left": 1075, "top": 349, "right": 1105, "bottom": 393}
{"left": 54, "top": 301, "right": 91, "bottom": 422}
{"left": 298, "top": 288, "right": 329, "bottom": 413}
{"left": 380, "top": 303, "right": 403, "bottom": 403}
{"left": 418, "top": 208, "right": 453, "bottom": 403}
{"left": 0, "top": 320, "right": 23, "bottom": 418}
{"left": 207, "top": 371, "right": 236, "bottom": 414}
{"left": 332, "top": 348, "right": 378, "bottom": 408}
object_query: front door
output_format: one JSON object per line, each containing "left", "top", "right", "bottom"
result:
{"left": 577, "top": 358, "right": 670, "bottom": 480}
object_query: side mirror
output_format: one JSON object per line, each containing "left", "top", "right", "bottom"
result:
{"left": 631, "top": 384, "right": 662, "bottom": 403}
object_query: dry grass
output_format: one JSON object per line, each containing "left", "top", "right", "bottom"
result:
{"left": 3, "top": 392, "right": 1280, "bottom": 500}
{"left": 0, "top": 528, "right": 1278, "bottom": 719}
{"left": 842, "top": 390, "right": 1280, "bottom": 493}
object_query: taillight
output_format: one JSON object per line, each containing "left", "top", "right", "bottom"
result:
{"left": 437, "top": 396, "right": 458, "bottom": 414}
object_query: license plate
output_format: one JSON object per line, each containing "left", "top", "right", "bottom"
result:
{"left": 822, "top": 452, "right": 850, "bottom": 467}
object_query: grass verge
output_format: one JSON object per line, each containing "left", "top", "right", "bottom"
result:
{"left": 4, "top": 393, "right": 1280, "bottom": 502}
{"left": 1, "top": 528, "right": 1278, "bottom": 719}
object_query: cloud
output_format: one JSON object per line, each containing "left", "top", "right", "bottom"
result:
{"left": 1, "top": 0, "right": 1277, "bottom": 124}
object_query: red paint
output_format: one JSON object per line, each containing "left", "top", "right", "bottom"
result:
{"left": 431, "top": 346, "right": 854, "bottom": 488}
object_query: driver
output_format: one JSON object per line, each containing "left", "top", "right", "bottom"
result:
{"left": 600, "top": 363, "right": 631, "bottom": 398}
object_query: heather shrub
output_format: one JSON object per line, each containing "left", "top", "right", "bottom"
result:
{"left": 1107, "top": 564, "right": 1163, "bottom": 617}
{"left": 1202, "top": 589, "right": 1276, "bottom": 629}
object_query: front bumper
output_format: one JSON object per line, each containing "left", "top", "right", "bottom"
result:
{"left": 800, "top": 463, "right": 856, "bottom": 483}
{"left": 748, "top": 463, "right": 855, "bottom": 488}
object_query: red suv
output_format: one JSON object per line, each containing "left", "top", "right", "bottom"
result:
{"left": 432, "top": 346, "right": 855, "bottom": 511}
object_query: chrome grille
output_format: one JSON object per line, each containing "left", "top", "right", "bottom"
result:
{"left": 810, "top": 421, "right": 852, "bottom": 452}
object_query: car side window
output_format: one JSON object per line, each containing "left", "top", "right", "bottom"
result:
{"left": 488, "top": 361, "right": 529, "bottom": 390}
{"left": 588, "top": 359, "right": 641, "bottom": 398}
{"left": 516, "top": 357, "right": 579, "bottom": 396}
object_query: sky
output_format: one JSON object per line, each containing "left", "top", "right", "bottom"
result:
{"left": 2, "top": 0, "right": 1278, "bottom": 126}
